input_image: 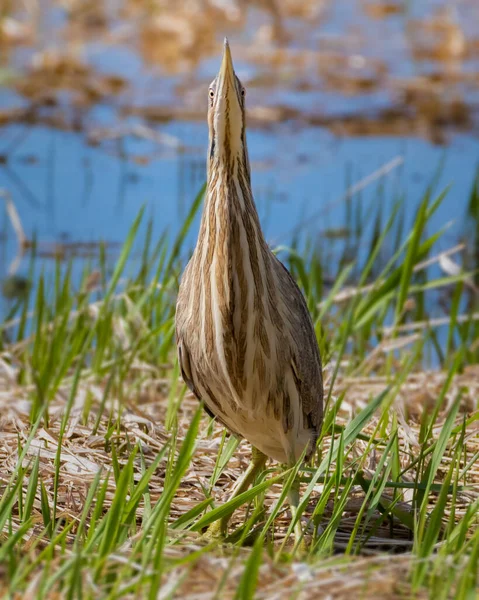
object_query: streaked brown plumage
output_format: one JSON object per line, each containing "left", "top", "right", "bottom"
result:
{"left": 176, "top": 39, "right": 323, "bottom": 540}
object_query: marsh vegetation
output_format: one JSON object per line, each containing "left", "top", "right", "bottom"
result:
{"left": 0, "top": 1, "right": 479, "bottom": 598}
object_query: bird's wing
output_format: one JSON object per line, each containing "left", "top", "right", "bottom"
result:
{"left": 291, "top": 353, "right": 323, "bottom": 432}
{"left": 177, "top": 339, "right": 201, "bottom": 401}
{"left": 176, "top": 259, "right": 202, "bottom": 400}
{"left": 273, "top": 255, "right": 324, "bottom": 433}
{"left": 177, "top": 337, "right": 221, "bottom": 423}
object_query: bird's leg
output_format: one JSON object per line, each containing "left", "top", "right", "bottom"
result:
{"left": 287, "top": 476, "right": 306, "bottom": 551}
{"left": 203, "top": 447, "right": 267, "bottom": 540}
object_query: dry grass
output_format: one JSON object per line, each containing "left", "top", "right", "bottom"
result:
{"left": 1, "top": 355, "right": 478, "bottom": 598}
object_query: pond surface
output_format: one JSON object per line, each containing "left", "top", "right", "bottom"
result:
{"left": 1, "top": 0, "right": 479, "bottom": 303}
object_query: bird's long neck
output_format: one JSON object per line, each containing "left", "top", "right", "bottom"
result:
{"left": 195, "top": 153, "right": 271, "bottom": 325}
{"left": 192, "top": 155, "right": 276, "bottom": 397}
{"left": 197, "top": 156, "right": 266, "bottom": 278}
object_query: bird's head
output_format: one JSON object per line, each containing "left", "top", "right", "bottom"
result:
{"left": 207, "top": 39, "right": 249, "bottom": 177}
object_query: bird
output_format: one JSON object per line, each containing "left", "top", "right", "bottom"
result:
{"left": 175, "top": 38, "right": 323, "bottom": 545}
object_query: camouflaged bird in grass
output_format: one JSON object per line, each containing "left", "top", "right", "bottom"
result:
{"left": 176, "top": 39, "right": 323, "bottom": 544}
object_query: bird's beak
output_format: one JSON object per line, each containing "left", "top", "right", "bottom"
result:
{"left": 218, "top": 38, "right": 234, "bottom": 82}
{"left": 216, "top": 38, "right": 238, "bottom": 108}
{"left": 210, "top": 38, "right": 244, "bottom": 164}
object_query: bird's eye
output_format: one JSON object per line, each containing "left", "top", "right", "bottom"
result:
{"left": 241, "top": 88, "right": 246, "bottom": 97}
{"left": 209, "top": 89, "right": 215, "bottom": 99}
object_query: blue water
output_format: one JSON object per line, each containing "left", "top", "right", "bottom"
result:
{"left": 1, "top": 0, "right": 479, "bottom": 311}
{"left": 0, "top": 122, "right": 477, "bottom": 277}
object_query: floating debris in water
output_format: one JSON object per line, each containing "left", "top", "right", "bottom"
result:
{"left": 1, "top": 275, "right": 30, "bottom": 300}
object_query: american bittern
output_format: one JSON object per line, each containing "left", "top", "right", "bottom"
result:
{"left": 176, "top": 39, "right": 323, "bottom": 544}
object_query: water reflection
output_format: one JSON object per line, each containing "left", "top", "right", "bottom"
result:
{"left": 0, "top": 0, "right": 478, "bottom": 307}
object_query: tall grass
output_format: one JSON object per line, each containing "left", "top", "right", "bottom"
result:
{"left": 0, "top": 177, "right": 478, "bottom": 599}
